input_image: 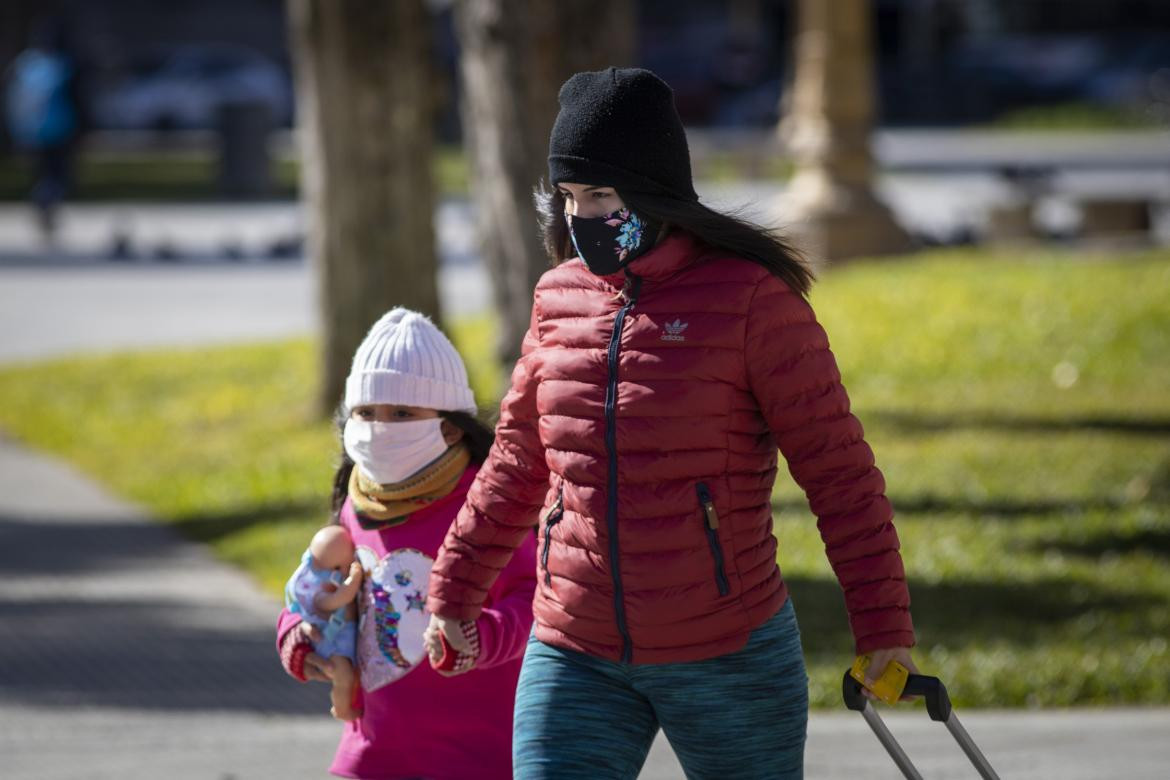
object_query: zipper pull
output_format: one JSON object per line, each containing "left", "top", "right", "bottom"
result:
{"left": 702, "top": 499, "right": 719, "bottom": 529}
{"left": 616, "top": 272, "right": 632, "bottom": 303}
{"left": 622, "top": 272, "right": 643, "bottom": 306}
{"left": 543, "top": 493, "right": 564, "bottom": 525}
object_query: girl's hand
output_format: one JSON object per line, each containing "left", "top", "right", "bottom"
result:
{"left": 280, "top": 620, "right": 331, "bottom": 683}
{"left": 422, "top": 616, "right": 444, "bottom": 664}
{"left": 423, "top": 614, "right": 480, "bottom": 676}
{"left": 862, "top": 646, "right": 920, "bottom": 703}
{"left": 423, "top": 614, "right": 472, "bottom": 659}
{"left": 296, "top": 622, "right": 332, "bottom": 683}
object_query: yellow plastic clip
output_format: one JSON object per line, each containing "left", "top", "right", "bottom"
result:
{"left": 850, "top": 654, "right": 910, "bottom": 705}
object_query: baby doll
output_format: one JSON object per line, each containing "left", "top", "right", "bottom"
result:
{"left": 284, "top": 525, "right": 364, "bottom": 720}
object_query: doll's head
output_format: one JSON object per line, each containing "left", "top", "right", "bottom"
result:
{"left": 308, "top": 525, "right": 355, "bottom": 574}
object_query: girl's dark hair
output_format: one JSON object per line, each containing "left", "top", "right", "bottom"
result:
{"left": 329, "top": 408, "right": 494, "bottom": 522}
{"left": 534, "top": 183, "right": 814, "bottom": 297}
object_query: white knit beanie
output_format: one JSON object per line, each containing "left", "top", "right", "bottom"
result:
{"left": 344, "top": 308, "right": 477, "bottom": 415}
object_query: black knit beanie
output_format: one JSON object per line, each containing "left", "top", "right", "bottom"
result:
{"left": 548, "top": 67, "right": 698, "bottom": 202}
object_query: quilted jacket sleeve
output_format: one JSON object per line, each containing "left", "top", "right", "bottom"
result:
{"left": 427, "top": 304, "right": 550, "bottom": 621}
{"left": 473, "top": 532, "right": 538, "bottom": 669}
{"left": 745, "top": 272, "right": 915, "bottom": 653}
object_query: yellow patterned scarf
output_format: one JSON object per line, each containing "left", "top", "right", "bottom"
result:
{"left": 348, "top": 441, "right": 471, "bottom": 528}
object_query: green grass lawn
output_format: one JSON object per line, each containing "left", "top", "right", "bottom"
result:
{"left": 0, "top": 246, "right": 1167, "bottom": 708}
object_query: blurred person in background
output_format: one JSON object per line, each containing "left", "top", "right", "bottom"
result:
{"left": 4, "top": 17, "right": 85, "bottom": 242}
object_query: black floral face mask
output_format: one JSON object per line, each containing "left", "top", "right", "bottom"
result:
{"left": 566, "top": 207, "right": 659, "bottom": 276}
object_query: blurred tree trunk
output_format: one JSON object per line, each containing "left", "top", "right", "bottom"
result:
{"left": 288, "top": 0, "right": 440, "bottom": 416}
{"left": 456, "top": 0, "right": 634, "bottom": 375}
{"left": 779, "top": 0, "right": 910, "bottom": 265}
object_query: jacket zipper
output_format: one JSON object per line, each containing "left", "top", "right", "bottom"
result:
{"left": 606, "top": 273, "right": 641, "bottom": 663}
{"left": 696, "top": 482, "right": 730, "bottom": 596}
{"left": 540, "top": 488, "right": 565, "bottom": 586}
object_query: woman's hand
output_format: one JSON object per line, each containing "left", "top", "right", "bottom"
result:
{"left": 862, "top": 646, "right": 920, "bottom": 703}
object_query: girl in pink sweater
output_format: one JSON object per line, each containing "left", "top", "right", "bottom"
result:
{"left": 277, "top": 308, "right": 536, "bottom": 780}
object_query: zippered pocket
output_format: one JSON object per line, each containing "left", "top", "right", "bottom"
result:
{"left": 696, "top": 482, "right": 730, "bottom": 596}
{"left": 540, "top": 488, "right": 565, "bottom": 586}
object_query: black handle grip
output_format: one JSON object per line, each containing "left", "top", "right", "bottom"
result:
{"left": 842, "top": 670, "right": 953, "bottom": 722}
{"left": 842, "top": 670, "right": 869, "bottom": 712}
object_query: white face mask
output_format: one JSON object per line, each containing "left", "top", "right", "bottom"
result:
{"left": 343, "top": 417, "right": 450, "bottom": 485}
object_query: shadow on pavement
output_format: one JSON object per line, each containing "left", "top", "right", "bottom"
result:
{"left": 785, "top": 573, "right": 1165, "bottom": 656}
{"left": 0, "top": 599, "right": 330, "bottom": 714}
{"left": 871, "top": 410, "right": 1170, "bottom": 437}
{"left": 775, "top": 493, "right": 1152, "bottom": 518}
{"left": 0, "top": 512, "right": 329, "bottom": 715}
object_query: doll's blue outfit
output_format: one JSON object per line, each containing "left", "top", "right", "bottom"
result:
{"left": 284, "top": 549, "right": 358, "bottom": 661}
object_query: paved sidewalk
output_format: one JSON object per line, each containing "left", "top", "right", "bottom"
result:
{"left": 0, "top": 435, "right": 342, "bottom": 778}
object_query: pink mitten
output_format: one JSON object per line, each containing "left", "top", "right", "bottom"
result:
{"left": 279, "top": 625, "right": 312, "bottom": 683}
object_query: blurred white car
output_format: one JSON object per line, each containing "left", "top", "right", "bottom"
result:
{"left": 93, "top": 44, "right": 293, "bottom": 129}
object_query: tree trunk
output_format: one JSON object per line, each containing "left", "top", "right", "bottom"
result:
{"left": 455, "top": 0, "right": 634, "bottom": 375}
{"left": 288, "top": 0, "right": 440, "bottom": 416}
{"left": 778, "top": 0, "right": 910, "bottom": 265}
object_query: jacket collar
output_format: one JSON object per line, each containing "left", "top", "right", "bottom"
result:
{"left": 595, "top": 230, "right": 708, "bottom": 287}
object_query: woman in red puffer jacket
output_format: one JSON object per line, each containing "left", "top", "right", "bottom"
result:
{"left": 424, "top": 67, "right": 918, "bottom": 780}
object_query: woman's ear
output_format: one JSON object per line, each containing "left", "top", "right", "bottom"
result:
{"left": 440, "top": 419, "right": 464, "bottom": 446}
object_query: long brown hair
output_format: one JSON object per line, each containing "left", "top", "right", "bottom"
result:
{"left": 533, "top": 183, "right": 814, "bottom": 297}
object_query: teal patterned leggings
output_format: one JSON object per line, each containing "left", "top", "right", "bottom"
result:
{"left": 512, "top": 599, "right": 809, "bottom": 779}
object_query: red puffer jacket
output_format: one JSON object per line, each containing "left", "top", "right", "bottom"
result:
{"left": 427, "top": 231, "right": 914, "bottom": 664}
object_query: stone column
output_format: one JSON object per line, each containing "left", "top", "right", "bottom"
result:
{"left": 779, "top": 0, "right": 911, "bottom": 264}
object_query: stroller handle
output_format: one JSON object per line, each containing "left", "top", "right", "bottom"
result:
{"left": 842, "top": 670, "right": 953, "bottom": 722}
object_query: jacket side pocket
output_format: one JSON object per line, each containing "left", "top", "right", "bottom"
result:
{"left": 696, "top": 482, "right": 730, "bottom": 596}
{"left": 540, "top": 487, "right": 565, "bottom": 587}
